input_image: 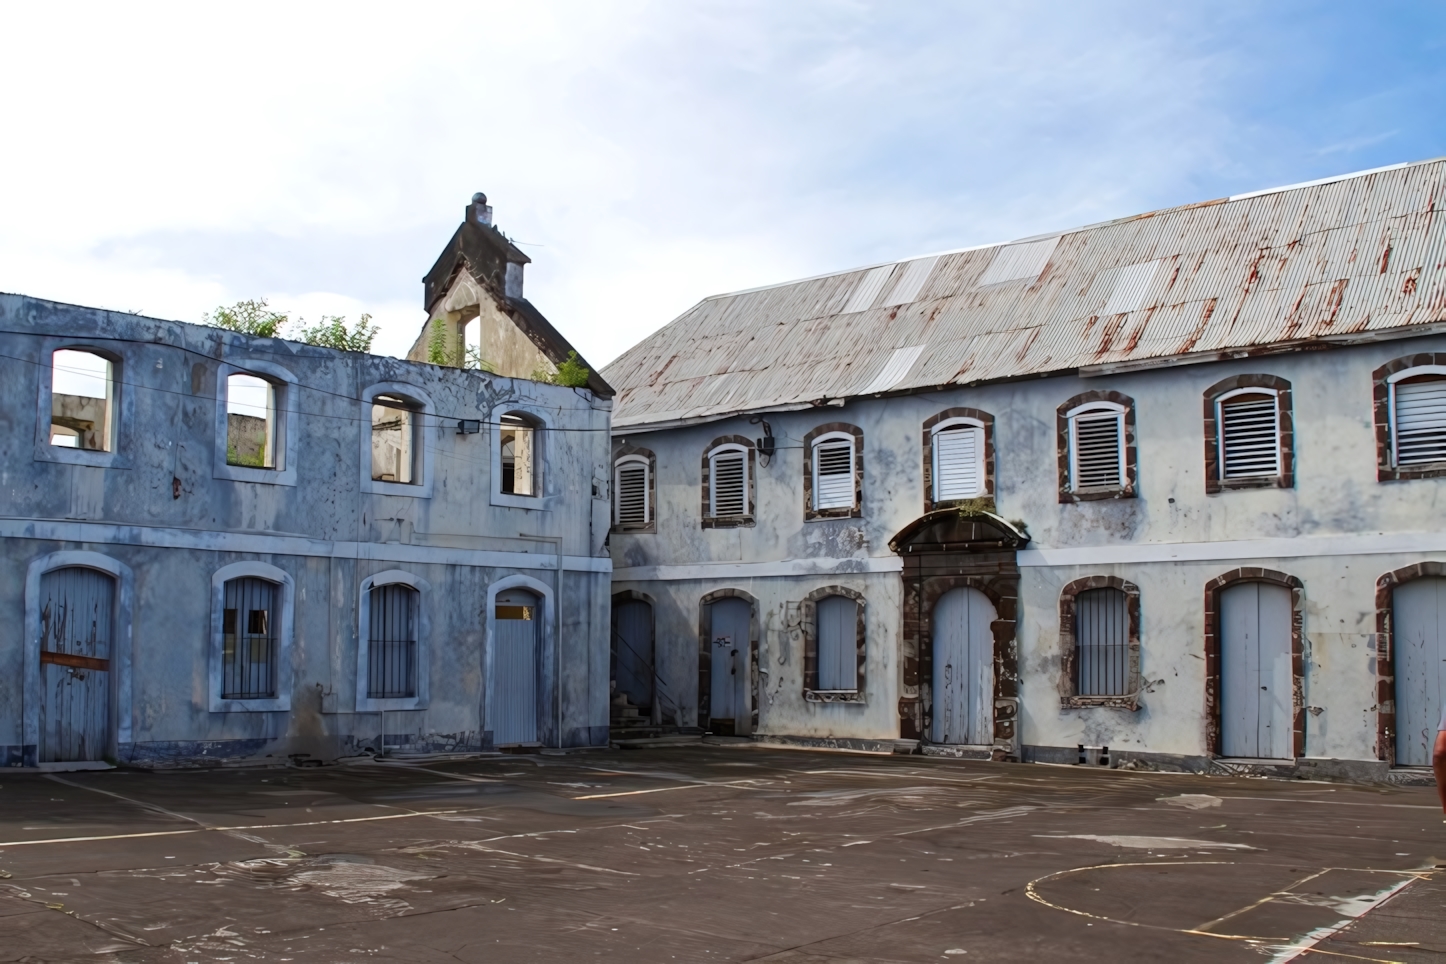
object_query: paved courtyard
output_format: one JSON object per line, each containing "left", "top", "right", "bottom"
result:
{"left": 1, "top": 744, "right": 1443, "bottom": 963}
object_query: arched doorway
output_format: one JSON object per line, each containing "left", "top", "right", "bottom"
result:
{"left": 492, "top": 588, "right": 541, "bottom": 745}
{"left": 612, "top": 595, "right": 655, "bottom": 720}
{"left": 890, "top": 510, "right": 1028, "bottom": 758}
{"left": 1391, "top": 576, "right": 1446, "bottom": 766}
{"left": 39, "top": 566, "right": 115, "bottom": 763}
{"left": 931, "top": 587, "right": 996, "bottom": 746}
{"left": 698, "top": 592, "right": 756, "bottom": 736}
{"left": 1219, "top": 581, "right": 1293, "bottom": 759}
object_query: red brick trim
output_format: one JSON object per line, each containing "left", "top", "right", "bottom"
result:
{"left": 1056, "top": 391, "right": 1136, "bottom": 503}
{"left": 697, "top": 589, "right": 760, "bottom": 735}
{"left": 701, "top": 435, "right": 755, "bottom": 528}
{"left": 611, "top": 442, "right": 656, "bottom": 533}
{"left": 921, "top": 408, "right": 995, "bottom": 513}
{"left": 1202, "top": 568, "right": 1305, "bottom": 759}
{"left": 1373, "top": 562, "right": 1446, "bottom": 762}
{"left": 803, "top": 423, "right": 863, "bottom": 521}
{"left": 1202, "top": 374, "right": 1294, "bottom": 493}
{"left": 799, "top": 585, "right": 868, "bottom": 702}
{"left": 1374, "top": 355, "right": 1446, "bottom": 482}
{"left": 1057, "top": 576, "right": 1141, "bottom": 709}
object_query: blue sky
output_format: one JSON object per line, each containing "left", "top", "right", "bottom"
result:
{"left": 2, "top": 2, "right": 1444, "bottom": 365}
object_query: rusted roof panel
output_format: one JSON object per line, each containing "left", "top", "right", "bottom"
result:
{"left": 606, "top": 158, "right": 1446, "bottom": 430}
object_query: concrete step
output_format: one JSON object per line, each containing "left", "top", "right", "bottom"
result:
{"left": 612, "top": 734, "right": 705, "bottom": 749}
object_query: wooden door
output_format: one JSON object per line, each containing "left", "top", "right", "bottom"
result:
{"left": 709, "top": 598, "right": 750, "bottom": 733}
{"left": 493, "top": 589, "right": 539, "bottom": 745}
{"left": 1220, "top": 582, "right": 1293, "bottom": 759}
{"left": 613, "top": 599, "right": 654, "bottom": 712}
{"left": 39, "top": 567, "right": 114, "bottom": 763}
{"left": 931, "top": 587, "right": 994, "bottom": 745}
{"left": 1393, "top": 577, "right": 1446, "bottom": 766}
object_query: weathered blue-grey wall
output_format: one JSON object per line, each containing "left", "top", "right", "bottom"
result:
{"left": 0, "top": 293, "right": 613, "bottom": 767}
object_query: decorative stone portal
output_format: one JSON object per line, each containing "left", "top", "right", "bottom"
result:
{"left": 890, "top": 510, "right": 1028, "bottom": 760}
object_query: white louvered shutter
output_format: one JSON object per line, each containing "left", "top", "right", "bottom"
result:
{"left": 813, "top": 438, "right": 855, "bottom": 510}
{"left": 710, "top": 449, "right": 747, "bottom": 517}
{"left": 1394, "top": 377, "right": 1446, "bottom": 466}
{"left": 615, "top": 460, "right": 648, "bottom": 526}
{"left": 1071, "top": 409, "right": 1124, "bottom": 489}
{"left": 933, "top": 426, "right": 982, "bottom": 500}
{"left": 1218, "top": 393, "right": 1280, "bottom": 478}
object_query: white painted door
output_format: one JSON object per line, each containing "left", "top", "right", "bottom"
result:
{"left": 709, "top": 598, "right": 749, "bottom": 730}
{"left": 39, "top": 567, "right": 114, "bottom": 763}
{"left": 1220, "top": 582, "right": 1293, "bottom": 760}
{"left": 613, "top": 599, "right": 654, "bottom": 712}
{"left": 1393, "top": 577, "right": 1446, "bottom": 767}
{"left": 493, "top": 589, "right": 539, "bottom": 745}
{"left": 931, "top": 587, "right": 994, "bottom": 745}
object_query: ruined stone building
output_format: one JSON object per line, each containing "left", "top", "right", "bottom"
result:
{"left": 0, "top": 196, "right": 614, "bottom": 768}
{"left": 603, "top": 157, "right": 1446, "bottom": 780}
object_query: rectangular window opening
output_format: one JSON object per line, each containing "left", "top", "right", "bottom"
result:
{"left": 221, "top": 577, "right": 277, "bottom": 700}
{"left": 816, "top": 596, "right": 859, "bottom": 692}
{"left": 709, "top": 450, "right": 747, "bottom": 517}
{"left": 1075, "top": 588, "right": 1129, "bottom": 697}
{"left": 1394, "top": 376, "right": 1446, "bottom": 466}
{"left": 1219, "top": 394, "right": 1280, "bottom": 478}
{"left": 500, "top": 416, "right": 536, "bottom": 495}
{"left": 226, "top": 373, "right": 278, "bottom": 469}
{"left": 814, "top": 440, "right": 854, "bottom": 510}
{"left": 50, "top": 349, "right": 113, "bottom": 451}
{"left": 1070, "top": 411, "right": 1124, "bottom": 490}
{"left": 371, "top": 396, "right": 418, "bottom": 484}
{"left": 368, "top": 584, "right": 417, "bottom": 700}
{"left": 934, "top": 426, "right": 983, "bottom": 500}
{"left": 615, "top": 460, "right": 649, "bottom": 526}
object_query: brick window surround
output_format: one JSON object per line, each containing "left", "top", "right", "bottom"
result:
{"left": 1374, "top": 354, "right": 1446, "bottom": 482}
{"left": 1057, "top": 575, "right": 1141, "bottom": 710}
{"left": 800, "top": 585, "right": 868, "bottom": 703}
{"left": 1056, "top": 390, "right": 1136, "bottom": 503}
{"left": 1202, "top": 374, "right": 1294, "bottom": 493}
{"left": 803, "top": 423, "right": 863, "bottom": 521}
{"left": 1373, "top": 561, "right": 1446, "bottom": 762}
{"left": 700, "top": 435, "right": 755, "bottom": 528}
{"left": 1202, "top": 567, "right": 1305, "bottom": 759}
{"left": 611, "top": 442, "right": 656, "bottom": 533}
{"left": 696, "top": 589, "right": 760, "bottom": 734}
{"left": 921, "top": 407, "right": 995, "bottom": 513}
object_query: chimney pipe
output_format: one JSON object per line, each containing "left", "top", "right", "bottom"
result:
{"left": 469, "top": 192, "right": 493, "bottom": 227}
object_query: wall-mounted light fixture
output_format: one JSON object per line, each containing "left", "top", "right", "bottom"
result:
{"left": 456, "top": 419, "right": 482, "bottom": 435}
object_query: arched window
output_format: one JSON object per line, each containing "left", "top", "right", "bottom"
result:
{"left": 614, "top": 454, "right": 652, "bottom": 528}
{"left": 931, "top": 418, "right": 986, "bottom": 501}
{"left": 50, "top": 349, "right": 114, "bottom": 452}
{"left": 1203, "top": 376, "right": 1292, "bottom": 491}
{"left": 1389, "top": 367, "right": 1446, "bottom": 467}
{"left": 366, "top": 583, "right": 418, "bottom": 699}
{"left": 1057, "top": 392, "right": 1135, "bottom": 501}
{"left": 702, "top": 438, "right": 754, "bottom": 526}
{"left": 499, "top": 412, "right": 541, "bottom": 496}
{"left": 370, "top": 394, "right": 420, "bottom": 484}
{"left": 221, "top": 577, "right": 279, "bottom": 700}
{"left": 804, "top": 424, "right": 863, "bottom": 519}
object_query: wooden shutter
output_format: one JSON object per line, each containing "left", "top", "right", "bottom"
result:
{"left": 814, "top": 438, "right": 854, "bottom": 510}
{"left": 710, "top": 449, "right": 747, "bottom": 517}
{"left": 1071, "top": 409, "right": 1123, "bottom": 489}
{"left": 816, "top": 596, "right": 858, "bottom": 691}
{"left": 615, "top": 460, "right": 649, "bottom": 526}
{"left": 1219, "top": 393, "right": 1279, "bottom": 478}
{"left": 934, "top": 425, "right": 982, "bottom": 500}
{"left": 1394, "top": 377, "right": 1446, "bottom": 465}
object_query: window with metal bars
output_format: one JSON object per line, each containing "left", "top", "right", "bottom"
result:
{"left": 708, "top": 445, "right": 748, "bottom": 518}
{"left": 1074, "top": 587, "right": 1129, "bottom": 697}
{"left": 367, "top": 583, "right": 417, "bottom": 699}
{"left": 1392, "top": 374, "right": 1446, "bottom": 466}
{"left": 1217, "top": 390, "right": 1280, "bottom": 479}
{"left": 932, "top": 421, "right": 984, "bottom": 501}
{"left": 614, "top": 456, "right": 651, "bottom": 528}
{"left": 812, "top": 436, "right": 855, "bottom": 511}
{"left": 1068, "top": 404, "right": 1125, "bottom": 491}
{"left": 221, "top": 577, "right": 277, "bottom": 699}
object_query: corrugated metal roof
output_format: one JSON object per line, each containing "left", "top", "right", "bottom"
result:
{"left": 606, "top": 157, "right": 1446, "bottom": 430}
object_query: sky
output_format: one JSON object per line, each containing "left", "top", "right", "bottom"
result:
{"left": 2, "top": 2, "right": 1445, "bottom": 368}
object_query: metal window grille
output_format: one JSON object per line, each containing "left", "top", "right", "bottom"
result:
{"left": 709, "top": 449, "right": 747, "bottom": 517}
{"left": 1394, "top": 377, "right": 1446, "bottom": 466}
{"left": 222, "top": 577, "right": 277, "bottom": 699}
{"left": 933, "top": 425, "right": 982, "bottom": 500}
{"left": 1070, "top": 409, "right": 1124, "bottom": 489}
{"left": 816, "top": 595, "right": 859, "bottom": 691}
{"left": 615, "top": 459, "right": 649, "bottom": 526}
{"left": 813, "top": 439, "right": 854, "bottom": 509}
{"left": 368, "top": 584, "right": 417, "bottom": 699}
{"left": 1075, "top": 587, "right": 1129, "bottom": 697}
{"left": 1219, "top": 393, "right": 1280, "bottom": 478}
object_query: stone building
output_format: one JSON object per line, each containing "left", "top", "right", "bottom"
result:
{"left": 0, "top": 197, "right": 614, "bottom": 768}
{"left": 603, "top": 158, "right": 1446, "bottom": 780}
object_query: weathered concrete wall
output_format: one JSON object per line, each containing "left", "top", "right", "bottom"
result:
{"left": 406, "top": 273, "right": 557, "bottom": 382}
{"left": 612, "top": 333, "right": 1446, "bottom": 763}
{"left": 0, "top": 294, "right": 612, "bottom": 767}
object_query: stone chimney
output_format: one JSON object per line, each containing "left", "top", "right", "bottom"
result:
{"left": 468, "top": 192, "right": 493, "bottom": 227}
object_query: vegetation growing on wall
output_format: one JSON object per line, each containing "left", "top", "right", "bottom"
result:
{"left": 532, "top": 351, "right": 589, "bottom": 387}
{"left": 205, "top": 299, "right": 378, "bottom": 352}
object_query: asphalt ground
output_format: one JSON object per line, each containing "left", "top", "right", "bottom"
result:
{"left": 0, "top": 745, "right": 1443, "bottom": 963}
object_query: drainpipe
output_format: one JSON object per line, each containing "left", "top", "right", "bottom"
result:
{"left": 518, "top": 533, "right": 563, "bottom": 749}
